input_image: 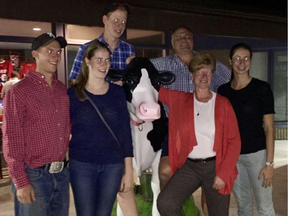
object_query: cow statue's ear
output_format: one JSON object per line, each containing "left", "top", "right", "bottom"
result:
{"left": 106, "top": 68, "right": 125, "bottom": 82}
{"left": 159, "top": 71, "right": 175, "bottom": 85}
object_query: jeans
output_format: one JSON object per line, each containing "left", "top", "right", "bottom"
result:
{"left": 12, "top": 165, "right": 69, "bottom": 216}
{"left": 233, "top": 149, "right": 275, "bottom": 216}
{"left": 157, "top": 159, "right": 230, "bottom": 216}
{"left": 69, "top": 159, "right": 124, "bottom": 216}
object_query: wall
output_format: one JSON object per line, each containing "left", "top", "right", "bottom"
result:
{"left": 0, "top": 0, "right": 286, "bottom": 41}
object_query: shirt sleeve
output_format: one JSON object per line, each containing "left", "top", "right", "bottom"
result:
{"left": 69, "top": 45, "right": 85, "bottom": 80}
{"left": 216, "top": 98, "right": 241, "bottom": 188}
{"left": 211, "top": 61, "right": 231, "bottom": 92}
{"left": 150, "top": 57, "right": 165, "bottom": 71}
{"left": 259, "top": 81, "right": 275, "bottom": 115}
{"left": 2, "top": 89, "right": 30, "bottom": 189}
{"left": 119, "top": 89, "right": 133, "bottom": 158}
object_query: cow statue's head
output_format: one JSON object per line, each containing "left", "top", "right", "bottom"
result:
{"left": 107, "top": 57, "right": 175, "bottom": 122}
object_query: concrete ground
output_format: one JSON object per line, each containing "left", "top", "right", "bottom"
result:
{"left": 0, "top": 140, "right": 287, "bottom": 216}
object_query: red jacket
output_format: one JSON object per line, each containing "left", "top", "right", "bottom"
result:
{"left": 159, "top": 87, "right": 241, "bottom": 194}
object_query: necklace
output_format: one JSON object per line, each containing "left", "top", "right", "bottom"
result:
{"left": 195, "top": 101, "right": 204, "bottom": 116}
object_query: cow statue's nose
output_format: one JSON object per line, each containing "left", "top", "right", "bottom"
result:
{"left": 136, "top": 102, "right": 161, "bottom": 121}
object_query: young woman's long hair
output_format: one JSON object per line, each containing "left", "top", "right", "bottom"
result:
{"left": 72, "top": 40, "right": 111, "bottom": 100}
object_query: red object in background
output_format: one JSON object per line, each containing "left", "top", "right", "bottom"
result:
{"left": 0, "top": 82, "right": 4, "bottom": 97}
{"left": 20, "top": 62, "right": 36, "bottom": 78}
{"left": 0, "top": 60, "right": 13, "bottom": 78}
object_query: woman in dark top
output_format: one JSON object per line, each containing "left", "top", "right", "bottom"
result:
{"left": 218, "top": 43, "right": 276, "bottom": 216}
{"left": 68, "top": 40, "right": 134, "bottom": 216}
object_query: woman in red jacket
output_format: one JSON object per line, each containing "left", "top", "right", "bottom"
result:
{"left": 157, "top": 53, "right": 241, "bottom": 216}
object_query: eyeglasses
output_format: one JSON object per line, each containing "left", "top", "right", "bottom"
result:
{"left": 174, "top": 34, "right": 192, "bottom": 42}
{"left": 233, "top": 56, "right": 250, "bottom": 62}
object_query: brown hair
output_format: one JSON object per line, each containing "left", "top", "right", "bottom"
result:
{"left": 189, "top": 53, "right": 216, "bottom": 74}
{"left": 72, "top": 40, "right": 111, "bottom": 100}
{"left": 11, "top": 71, "right": 19, "bottom": 78}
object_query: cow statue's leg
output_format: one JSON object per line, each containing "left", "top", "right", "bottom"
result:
{"left": 150, "top": 150, "right": 161, "bottom": 216}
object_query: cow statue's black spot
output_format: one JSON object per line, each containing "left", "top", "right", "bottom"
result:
{"left": 107, "top": 57, "right": 175, "bottom": 152}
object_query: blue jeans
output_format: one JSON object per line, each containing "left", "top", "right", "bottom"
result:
{"left": 69, "top": 159, "right": 124, "bottom": 216}
{"left": 12, "top": 165, "right": 69, "bottom": 216}
{"left": 233, "top": 150, "right": 275, "bottom": 216}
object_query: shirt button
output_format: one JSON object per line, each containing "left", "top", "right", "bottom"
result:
{"left": 55, "top": 110, "right": 58, "bottom": 113}
{"left": 58, "top": 123, "right": 61, "bottom": 126}
{"left": 60, "top": 137, "right": 63, "bottom": 140}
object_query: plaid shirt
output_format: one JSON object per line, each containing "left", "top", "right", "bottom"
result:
{"left": 151, "top": 54, "right": 231, "bottom": 115}
{"left": 69, "top": 34, "right": 135, "bottom": 79}
{"left": 2, "top": 71, "right": 70, "bottom": 189}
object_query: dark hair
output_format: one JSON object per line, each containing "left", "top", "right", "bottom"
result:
{"left": 229, "top": 43, "right": 252, "bottom": 80}
{"left": 189, "top": 53, "right": 216, "bottom": 74}
{"left": 72, "top": 40, "right": 111, "bottom": 100}
{"left": 229, "top": 43, "right": 252, "bottom": 60}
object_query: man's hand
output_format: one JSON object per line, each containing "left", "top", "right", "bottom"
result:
{"left": 213, "top": 176, "right": 226, "bottom": 190}
{"left": 16, "top": 185, "right": 36, "bottom": 204}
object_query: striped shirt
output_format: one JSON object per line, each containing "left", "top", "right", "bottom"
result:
{"left": 2, "top": 71, "right": 70, "bottom": 189}
{"left": 151, "top": 54, "right": 231, "bottom": 115}
{"left": 69, "top": 34, "right": 135, "bottom": 79}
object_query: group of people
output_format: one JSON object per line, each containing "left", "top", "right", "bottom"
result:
{"left": 2, "top": 1, "right": 276, "bottom": 216}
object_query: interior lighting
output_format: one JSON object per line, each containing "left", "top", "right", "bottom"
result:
{"left": 33, "top": 28, "right": 41, "bottom": 31}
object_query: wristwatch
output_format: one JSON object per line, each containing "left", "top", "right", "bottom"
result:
{"left": 265, "top": 162, "right": 275, "bottom": 167}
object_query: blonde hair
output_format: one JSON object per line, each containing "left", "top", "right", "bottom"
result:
{"left": 189, "top": 53, "right": 216, "bottom": 74}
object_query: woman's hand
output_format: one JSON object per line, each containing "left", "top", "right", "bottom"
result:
{"left": 119, "top": 169, "right": 134, "bottom": 193}
{"left": 213, "top": 176, "right": 226, "bottom": 190}
{"left": 119, "top": 157, "right": 134, "bottom": 193}
{"left": 259, "top": 165, "right": 274, "bottom": 188}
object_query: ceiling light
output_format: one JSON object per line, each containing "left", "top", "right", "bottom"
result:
{"left": 33, "top": 28, "right": 41, "bottom": 31}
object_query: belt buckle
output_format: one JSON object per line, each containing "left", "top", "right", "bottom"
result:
{"left": 49, "top": 161, "right": 64, "bottom": 173}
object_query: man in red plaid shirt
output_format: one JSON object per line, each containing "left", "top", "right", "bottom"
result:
{"left": 3, "top": 33, "right": 70, "bottom": 216}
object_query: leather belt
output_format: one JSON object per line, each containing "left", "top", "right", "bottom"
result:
{"left": 38, "top": 159, "right": 69, "bottom": 173}
{"left": 188, "top": 156, "right": 216, "bottom": 163}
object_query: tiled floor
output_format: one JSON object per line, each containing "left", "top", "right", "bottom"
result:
{"left": 0, "top": 140, "right": 287, "bottom": 216}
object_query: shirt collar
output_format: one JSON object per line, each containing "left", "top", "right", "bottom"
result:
{"left": 98, "top": 34, "right": 123, "bottom": 50}
{"left": 27, "top": 70, "right": 58, "bottom": 86}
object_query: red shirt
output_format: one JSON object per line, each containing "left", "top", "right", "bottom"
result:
{"left": 2, "top": 71, "right": 70, "bottom": 190}
{"left": 0, "top": 60, "right": 13, "bottom": 78}
{"left": 20, "top": 62, "right": 36, "bottom": 78}
{"left": 159, "top": 87, "right": 241, "bottom": 194}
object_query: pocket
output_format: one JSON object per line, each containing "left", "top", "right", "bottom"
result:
{"left": 25, "top": 167, "right": 44, "bottom": 181}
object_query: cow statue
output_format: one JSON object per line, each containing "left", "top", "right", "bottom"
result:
{"left": 107, "top": 57, "right": 175, "bottom": 216}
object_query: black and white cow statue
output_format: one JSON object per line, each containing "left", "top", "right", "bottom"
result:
{"left": 107, "top": 57, "right": 175, "bottom": 216}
